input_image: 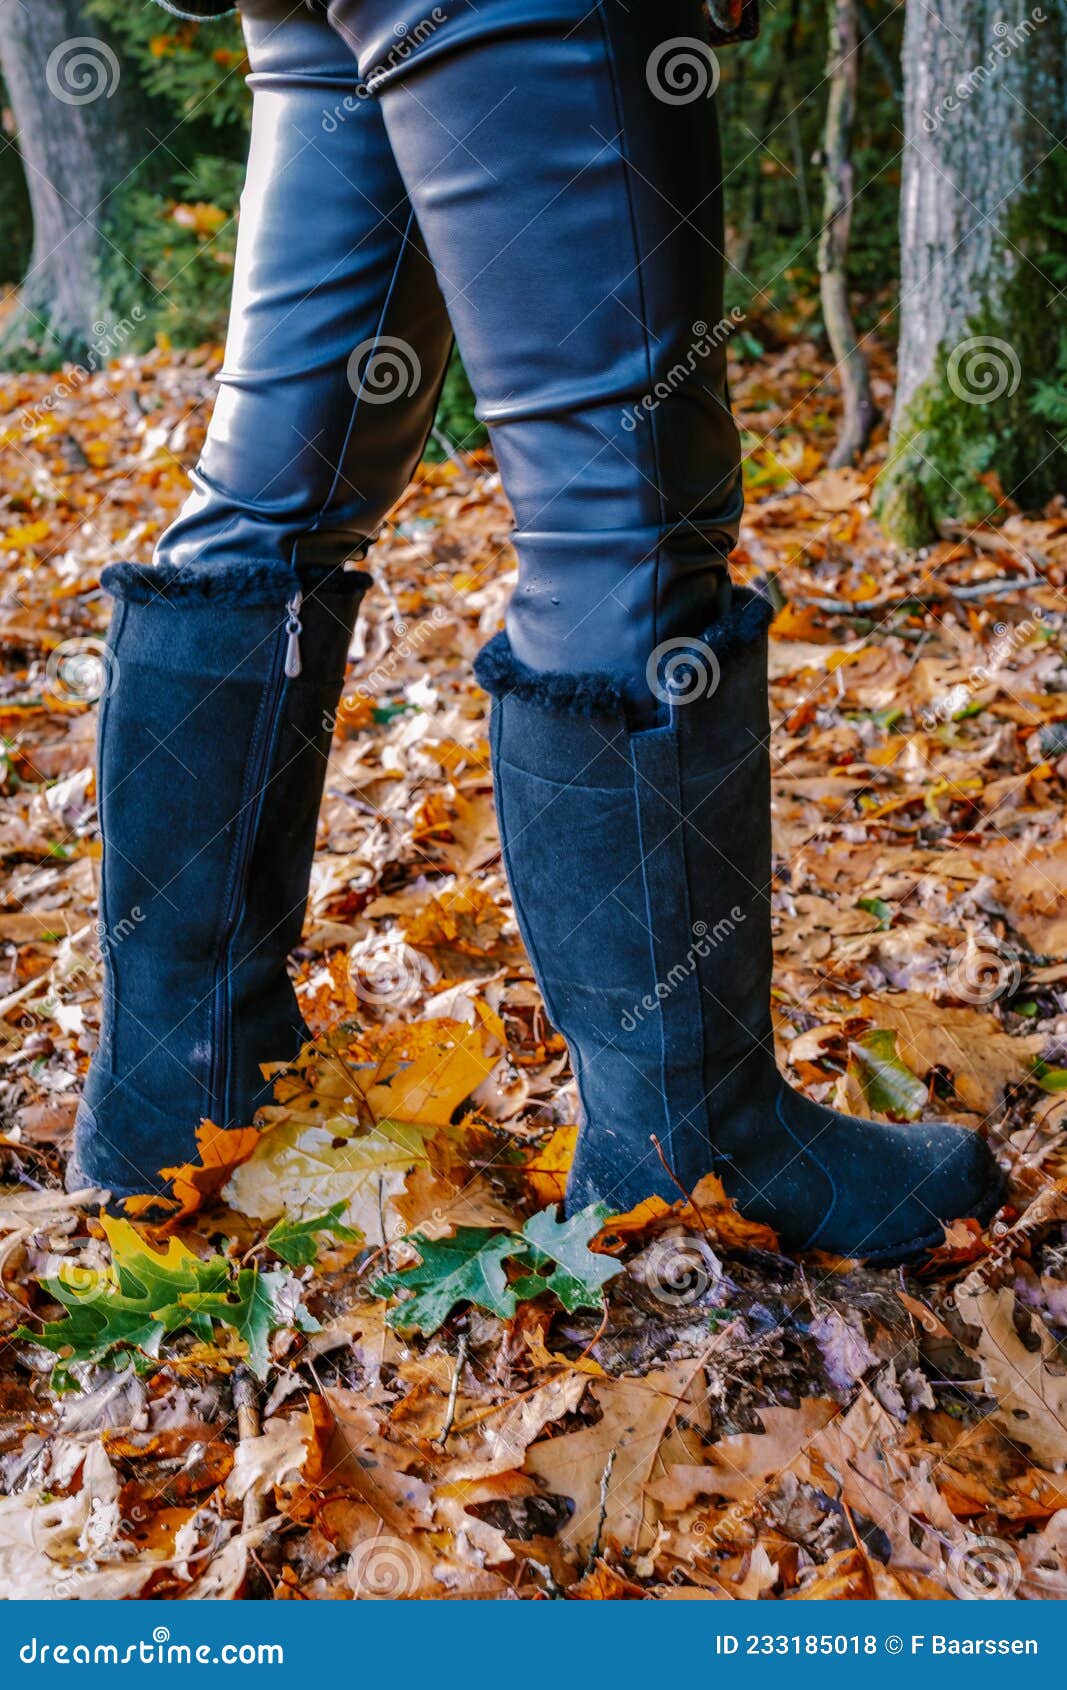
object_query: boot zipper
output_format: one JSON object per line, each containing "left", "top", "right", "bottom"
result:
{"left": 210, "top": 592, "right": 301, "bottom": 1123}
{"left": 284, "top": 590, "right": 303, "bottom": 678}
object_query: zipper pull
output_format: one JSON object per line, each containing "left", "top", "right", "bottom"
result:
{"left": 284, "top": 590, "right": 303, "bottom": 679}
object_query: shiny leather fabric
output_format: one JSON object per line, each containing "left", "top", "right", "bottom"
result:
{"left": 157, "top": 0, "right": 743, "bottom": 700}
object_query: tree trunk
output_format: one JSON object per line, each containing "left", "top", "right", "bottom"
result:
{"left": 0, "top": 0, "right": 151, "bottom": 362}
{"left": 877, "top": 0, "right": 1067, "bottom": 547}
{"left": 818, "top": 0, "right": 877, "bottom": 467}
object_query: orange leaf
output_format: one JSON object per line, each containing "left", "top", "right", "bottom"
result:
{"left": 523, "top": 1124, "right": 577, "bottom": 1206}
{"left": 594, "top": 1195, "right": 671, "bottom": 1254}
{"left": 157, "top": 1119, "right": 261, "bottom": 1222}
{"left": 674, "top": 1171, "right": 780, "bottom": 1253}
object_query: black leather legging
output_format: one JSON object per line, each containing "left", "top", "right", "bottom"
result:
{"left": 157, "top": 0, "right": 743, "bottom": 697}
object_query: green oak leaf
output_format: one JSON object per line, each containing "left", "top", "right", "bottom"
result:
{"left": 16, "top": 1288, "right": 169, "bottom": 1369}
{"left": 513, "top": 1204, "right": 622, "bottom": 1313}
{"left": 373, "top": 1228, "right": 517, "bottom": 1334}
{"left": 266, "top": 1203, "right": 362, "bottom": 1267}
{"left": 17, "top": 1219, "right": 315, "bottom": 1385}
{"left": 178, "top": 1268, "right": 315, "bottom": 1381}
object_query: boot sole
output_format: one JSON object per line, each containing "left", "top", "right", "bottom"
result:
{"left": 854, "top": 1163, "right": 1007, "bottom": 1268}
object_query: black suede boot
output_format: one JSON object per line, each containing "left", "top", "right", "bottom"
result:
{"left": 475, "top": 591, "right": 1005, "bottom": 1264}
{"left": 68, "top": 561, "right": 369, "bottom": 1200}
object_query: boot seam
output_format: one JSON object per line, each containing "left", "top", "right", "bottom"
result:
{"left": 95, "top": 600, "right": 126, "bottom": 1079}
{"left": 210, "top": 620, "right": 291, "bottom": 1125}
{"left": 773, "top": 1087, "right": 839, "bottom": 1250}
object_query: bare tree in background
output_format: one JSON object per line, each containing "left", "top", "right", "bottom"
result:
{"left": 0, "top": 0, "right": 150, "bottom": 360}
{"left": 818, "top": 0, "right": 878, "bottom": 467}
{"left": 878, "top": 0, "right": 1067, "bottom": 546}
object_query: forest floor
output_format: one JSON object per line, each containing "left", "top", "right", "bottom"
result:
{"left": 0, "top": 329, "right": 1066, "bottom": 1600}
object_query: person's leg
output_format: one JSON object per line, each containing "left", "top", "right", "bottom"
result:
{"left": 70, "top": 0, "right": 452, "bottom": 1198}
{"left": 324, "top": 0, "right": 1003, "bottom": 1259}
{"left": 330, "top": 0, "right": 741, "bottom": 698}
{"left": 158, "top": 1, "right": 452, "bottom": 575}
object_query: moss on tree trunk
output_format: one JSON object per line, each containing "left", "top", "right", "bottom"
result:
{"left": 877, "top": 0, "right": 1067, "bottom": 548}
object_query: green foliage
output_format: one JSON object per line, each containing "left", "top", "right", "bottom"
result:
{"left": 512, "top": 1205, "right": 620, "bottom": 1313}
{"left": 85, "top": 0, "right": 249, "bottom": 346}
{"left": 374, "top": 1227, "right": 518, "bottom": 1331}
{"left": 16, "top": 1219, "right": 316, "bottom": 1387}
{"left": 373, "top": 1205, "right": 622, "bottom": 1333}
{"left": 266, "top": 1203, "right": 362, "bottom": 1267}
{"left": 104, "top": 156, "right": 245, "bottom": 349}
{"left": 717, "top": 0, "right": 903, "bottom": 323}
{"left": 1029, "top": 198, "right": 1067, "bottom": 450}
{"left": 85, "top": 0, "right": 249, "bottom": 130}
{"left": 1032, "top": 1059, "right": 1067, "bottom": 1094}
{"left": 0, "top": 80, "right": 32, "bottom": 288}
{"left": 877, "top": 152, "right": 1067, "bottom": 547}
{"left": 427, "top": 348, "right": 488, "bottom": 457}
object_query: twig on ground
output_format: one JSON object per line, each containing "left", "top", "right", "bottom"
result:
{"left": 788, "top": 576, "right": 1049, "bottom": 618}
{"left": 651, "top": 1133, "right": 710, "bottom": 1235}
{"left": 584, "top": 1447, "right": 616, "bottom": 1578}
{"left": 233, "top": 1365, "right": 264, "bottom": 1532}
{"left": 437, "top": 1330, "right": 469, "bottom": 1449}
